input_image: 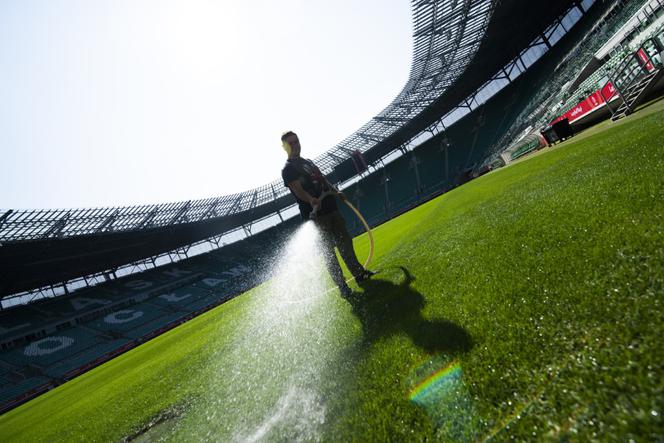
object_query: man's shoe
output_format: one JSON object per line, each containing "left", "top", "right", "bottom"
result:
{"left": 355, "top": 269, "right": 376, "bottom": 282}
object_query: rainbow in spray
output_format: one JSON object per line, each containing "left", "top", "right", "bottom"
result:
{"left": 407, "top": 358, "right": 480, "bottom": 439}
{"left": 408, "top": 359, "right": 462, "bottom": 404}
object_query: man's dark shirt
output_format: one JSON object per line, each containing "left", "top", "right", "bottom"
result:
{"left": 282, "top": 157, "right": 337, "bottom": 220}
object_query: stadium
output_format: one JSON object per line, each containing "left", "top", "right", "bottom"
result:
{"left": 1, "top": 0, "right": 663, "bottom": 440}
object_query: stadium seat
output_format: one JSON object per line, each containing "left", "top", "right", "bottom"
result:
{"left": 29, "top": 287, "right": 120, "bottom": 319}
{"left": 1, "top": 328, "right": 102, "bottom": 368}
{"left": 123, "top": 311, "right": 189, "bottom": 340}
{"left": 384, "top": 160, "right": 419, "bottom": 212}
{"left": 44, "top": 338, "right": 130, "bottom": 378}
{"left": 146, "top": 285, "right": 212, "bottom": 309}
{"left": 0, "top": 376, "right": 51, "bottom": 404}
{"left": 0, "top": 307, "right": 49, "bottom": 344}
{"left": 83, "top": 302, "right": 171, "bottom": 334}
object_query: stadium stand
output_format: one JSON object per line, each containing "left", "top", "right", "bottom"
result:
{"left": 571, "top": 4, "right": 663, "bottom": 100}
{"left": 340, "top": 83, "right": 547, "bottom": 231}
{"left": 342, "top": 1, "right": 664, "bottom": 228}
{"left": 0, "top": 217, "right": 301, "bottom": 412}
{"left": 6, "top": 0, "right": 663, "bottom": 415}
{"left": 0, "top": 377, "right": 51, "bottom": 405}
{"left": 495, "top": 0, "right": 659, "bottom": 154}
{"left": 489, "top": 0, "right": 664, "bottom": 163}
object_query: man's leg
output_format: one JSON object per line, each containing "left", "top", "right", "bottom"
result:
{"left": 330, "top": 211, "right": 365, "bottom": 279}
{"left": 316, "top": 215, "right": 351, "bottom": 291}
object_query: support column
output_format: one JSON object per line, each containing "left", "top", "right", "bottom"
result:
{"left": 381, "top": 170, "right": 391, "bottom": 214}
{"left": 410, "top": 155, "right": 422, "bottom": 195}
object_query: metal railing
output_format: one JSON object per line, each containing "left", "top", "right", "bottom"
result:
{"left": 601, "top": 38, "right": 662, "bottom": 114}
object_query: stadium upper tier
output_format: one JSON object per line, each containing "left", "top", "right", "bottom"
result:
{"left": 0, "top": 0, "right": 582, "bottom": 297}
{"left": 1, "top": 0, "right": 496, "bottom": 242}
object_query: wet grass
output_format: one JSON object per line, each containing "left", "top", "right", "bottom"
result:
{"left": 1, "top": 103, "right": 663, "bottom": 441}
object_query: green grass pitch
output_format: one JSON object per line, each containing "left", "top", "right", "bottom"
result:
{"left": 1, "top": 101, "right": 663, "bottom": 441}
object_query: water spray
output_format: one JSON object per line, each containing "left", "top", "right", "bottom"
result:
{"left": 309, "top": 190, "right": 374, "bottom": 269}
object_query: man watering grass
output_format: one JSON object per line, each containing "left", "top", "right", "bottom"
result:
{"left": 281, "top": 130, "right": 374, "bottom": 296}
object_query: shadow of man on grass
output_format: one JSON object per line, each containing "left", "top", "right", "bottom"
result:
{"left": 344, "top": 266, "right": 471, "bottom": 354}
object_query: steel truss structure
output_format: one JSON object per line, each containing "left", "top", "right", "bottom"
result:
{"left": 0, "top": 0, "right": 496, "bottom": 244}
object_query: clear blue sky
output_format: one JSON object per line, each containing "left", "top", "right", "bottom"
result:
{"left": 0, "top": 0, "right": 412, "bottom": 209}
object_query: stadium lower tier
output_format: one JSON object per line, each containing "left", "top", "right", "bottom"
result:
{"left": 0, "top": 220, "right": 301, "bottom": 413}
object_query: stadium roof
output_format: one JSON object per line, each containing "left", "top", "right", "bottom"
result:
{"left": 0, "top": 0, "right": 583, "bottom": 299}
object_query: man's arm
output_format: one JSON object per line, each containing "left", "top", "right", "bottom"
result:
{"left": 322, "top": 176, "right": 347, "bottom": 201}
{"left": 288, "top": 180, "right": 320, "bottom": 208}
